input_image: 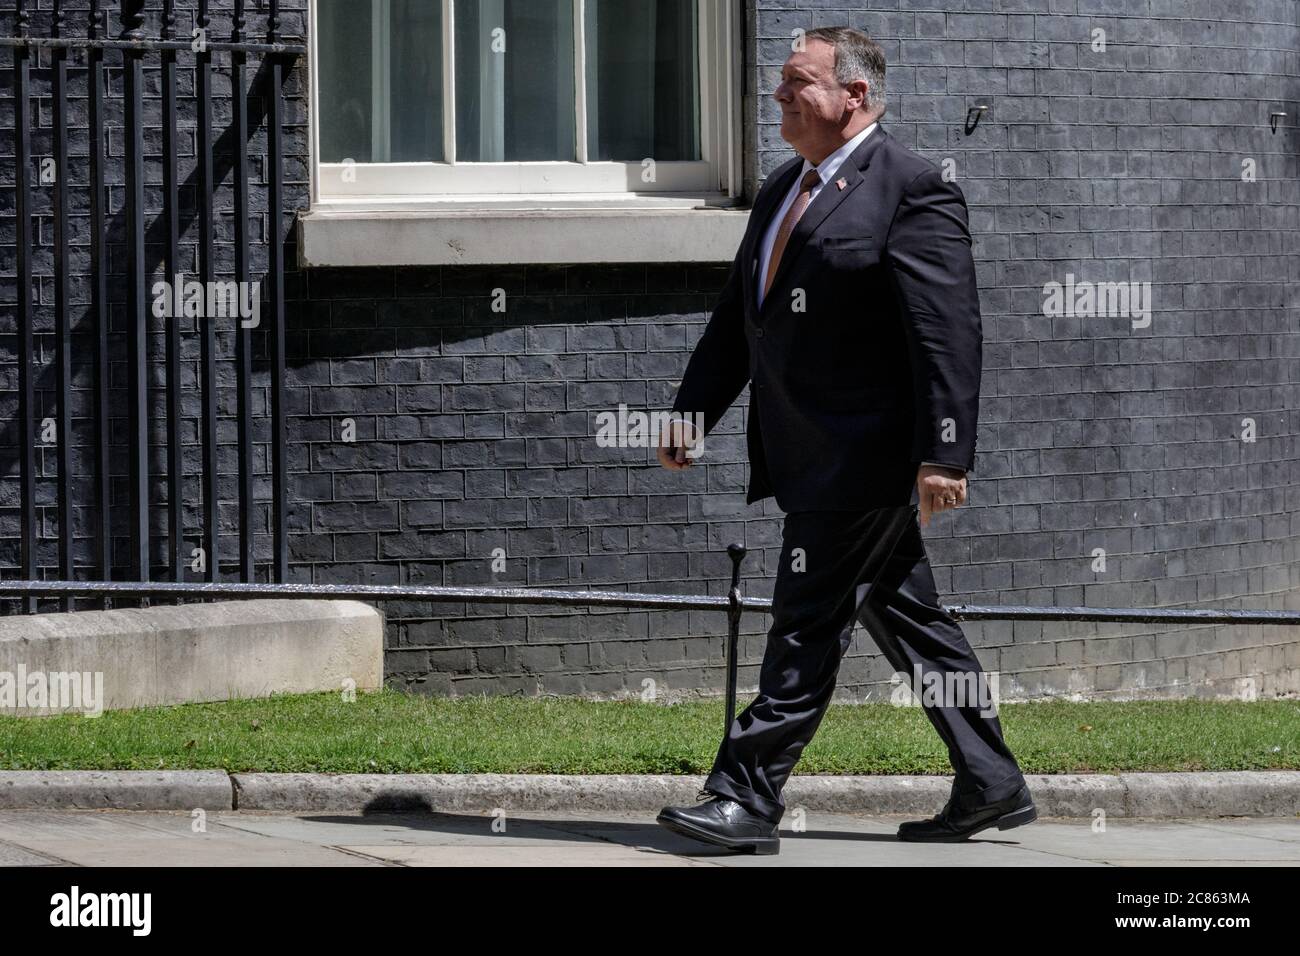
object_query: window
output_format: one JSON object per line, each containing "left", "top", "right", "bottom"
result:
{"left": 310, "top": 0, "right": 739, "bottom": 201}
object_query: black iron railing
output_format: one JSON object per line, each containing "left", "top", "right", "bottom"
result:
{"left": 1, "top": 0, "right": 305, "bottom": 610}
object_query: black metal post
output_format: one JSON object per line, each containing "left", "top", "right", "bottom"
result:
{"left": 196, "top": 0, "right": 219, "bottom": 584}
{"left": 232, "top": 0, "right": 254, "bottom": 582}
{"left": 121, "top": 0, "right": 149, "bottom": 591}
{"left": 13, "top": 0, "right": 36, "bottom": 614}
{"left": 267, "top": 0, "right": 288, "bottom": 583}
{"left": 162, "top": 0, "right": 184, "bottom": 592}
{"left": 52, "top": 0, "right": 73, "bottom": 611}
{"left": 89, "top": 0, "right": 112, "bottom": 609}
{"left": 724, "top": 543, "right": 747, "bottom": 738}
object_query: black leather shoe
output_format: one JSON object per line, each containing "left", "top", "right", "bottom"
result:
{"left": 897, "top": 782, "right": 1037, "bottom": 842}
{"left": 657, "top": 790, "right": 780, "bottom": 855}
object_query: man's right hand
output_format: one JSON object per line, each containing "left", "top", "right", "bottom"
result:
{"left": 656, "top": 418, "right": 702, "bottom": 471}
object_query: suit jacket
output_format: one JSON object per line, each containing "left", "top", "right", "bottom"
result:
{"left": 669, "top": 124, "right": 983, "bottom": 512}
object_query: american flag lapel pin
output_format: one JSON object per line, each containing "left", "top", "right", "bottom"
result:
{"left": 835, "top": 177, "right": 847, "bottom": 190}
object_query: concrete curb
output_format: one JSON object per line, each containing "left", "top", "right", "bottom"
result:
{"left": 0, "top": 771, "right": 233, "bottom": 810}
{"left": 230, "top": 771, "right": 1300, "bottom": 817}
{"left": 1, "top": 770, "right": 1295, "bottom": 817}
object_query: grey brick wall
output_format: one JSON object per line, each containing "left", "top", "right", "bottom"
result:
{"left": 2, "top": 0, "right": 1298, "bottom": 703}
{"left": 748, "top": 0, "right": 1300, "bottom": 703}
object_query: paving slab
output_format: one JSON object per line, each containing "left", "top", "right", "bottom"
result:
{"left": 0, "top": 810, "right": 1296, "bottom": 866}
{"left": 0, "top": 810, "right": 377, "bottom": 867}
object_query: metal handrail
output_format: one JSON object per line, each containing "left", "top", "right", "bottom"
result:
{"left": 0, "top": 579, "right": 736, "bottom": 612}
{"left": 4, "top": 578, "right": 1296, "bottom": 624}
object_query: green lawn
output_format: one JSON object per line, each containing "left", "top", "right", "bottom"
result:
{"left": 1, "top": 689, "right": 1296, "bottom": 774}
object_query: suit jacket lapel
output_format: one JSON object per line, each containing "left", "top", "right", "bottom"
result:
{"left": 757, "top": 125, "right": 890, "bottom": 323}
{"left": 742, "top": 158, "right": 804, "bottom": 321}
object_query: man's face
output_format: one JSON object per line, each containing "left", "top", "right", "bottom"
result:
{"left": 774, "top": 39, "right": 866, "bottom": 160}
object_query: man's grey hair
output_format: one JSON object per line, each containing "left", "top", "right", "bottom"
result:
{"left": 803, "top": 26, "right": 886, "bottom": 115}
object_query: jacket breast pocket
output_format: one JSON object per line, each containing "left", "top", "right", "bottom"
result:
{"left": 819, "top": 236, "right": 878, "bottom": 270}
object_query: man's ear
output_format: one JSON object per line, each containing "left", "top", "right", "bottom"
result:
{"left": 847, "top": 79, "right": 870, "bottom": 111}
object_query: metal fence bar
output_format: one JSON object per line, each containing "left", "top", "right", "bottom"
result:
{"left": 232, "top": 0, "right": 254, "bottom": 582}
{"left": 943, "top": 604, "right": 1300, "bottom": 625}
{"left": 196, "top": 0, "right": 220, "bottom": 585}
{"left": 0, "top": 36, "right": 306, "bottom": 55}
{"left": 1, "top": 579, "right": 1296, "bottom": 626}
{"left": 724, "top": 544, "right": 745, "bottom": 737}
{"left": 267, "top": 0, "right": 289, "bottom": 584}
{"left": 0, "top": 579, "right": 735, "bottom": 612}
{"left": 52, "top": 0, "right": 73, "bottom": 612}
{"left": 163, "top": 0, "right": 184, "bottom": 590}
{"left": 88, "top": 0, "right": 111, "bottom": 610}
{"left": 12, "top": 0, "right": 36, "bottom": 615}
{"left": 122, "top": 0, "right": 150, "bottom": 589}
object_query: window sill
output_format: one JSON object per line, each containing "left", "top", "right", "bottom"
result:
{"left": 296, "top": 195, "right": 751, "bottom": 267}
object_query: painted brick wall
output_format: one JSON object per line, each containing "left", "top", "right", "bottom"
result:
{"left": 2, "top": 0, "right": 1298, "bottom": 702}
{"left": 749, "top": 0, "right": 1300, "bottom": 702}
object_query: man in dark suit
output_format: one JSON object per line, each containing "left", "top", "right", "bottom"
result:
{"left": 654, "top": 27, "right": 1035, "bottom": 855}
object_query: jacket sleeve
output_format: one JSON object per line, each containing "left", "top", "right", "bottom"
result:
{"left": 885, "top": 166, "right": 983, "bottom": 473}
{"left": 669, "top": 241, "right": 751, "bottom": 439}
{"left": 921, "top": 460, "right": 966, "bottom": 477}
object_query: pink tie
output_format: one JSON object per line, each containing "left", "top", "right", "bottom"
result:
{"left": 763, "top": 168, "right": 822, "bottom": 301}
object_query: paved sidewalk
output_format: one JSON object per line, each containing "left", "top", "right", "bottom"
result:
{"left": 1, "top": 809, "right": 1298, "bottom": 866}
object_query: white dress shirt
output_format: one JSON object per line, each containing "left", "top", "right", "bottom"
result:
{"left": 756, "top": 121, "right": 877, "bottom": 311}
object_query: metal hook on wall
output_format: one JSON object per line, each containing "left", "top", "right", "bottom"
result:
{"left": 1269, "top": 111, "right": 1286, "bottom": 134}
{"left": 965, "top": 104, "right": 988, "bottom": 136}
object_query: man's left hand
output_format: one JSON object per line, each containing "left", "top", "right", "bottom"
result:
{"left": 917, "top": 464, "right": 966, "bottom": 527}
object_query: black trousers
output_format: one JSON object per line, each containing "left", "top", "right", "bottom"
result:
{"left": 704, "top": 505, "right": 1027, "bottom": 825}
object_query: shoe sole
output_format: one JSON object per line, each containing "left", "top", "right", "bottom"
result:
{"left": 897, "top": 803, "right": 1038, "bottom": 843}
{"left": 656, "top": 812, "right": 780, "bottom": 855}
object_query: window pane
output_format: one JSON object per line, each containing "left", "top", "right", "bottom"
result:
{"left": 455, "top": 0, "right": 576, "bottom": 162}
{"left": 585, "top": 0, "right": 700, "bottom": 161}
{"left": 317, "top": 0, "right": 443, "bottom": 163}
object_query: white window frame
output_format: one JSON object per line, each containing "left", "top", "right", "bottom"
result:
{"left": 307, "top": 0, "right": 743, "bottom": 205}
